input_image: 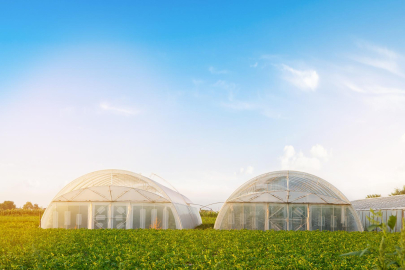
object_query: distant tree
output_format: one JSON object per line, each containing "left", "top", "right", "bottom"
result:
{"left": 366, "top": 194, "right": 381, "bottom": 198}
{"left": 33, "top": 204, "right": 39, "bottom": 209}
{"left": 23, "top": 202, "right": 34, "bottom": 210}
{"left": 390, "top": 185, "right": 405, "bottom": 196}
{"left": 0, "top": 201, "right": 16, "bottom": 210}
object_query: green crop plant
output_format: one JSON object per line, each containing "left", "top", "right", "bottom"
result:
{"left": 341, "top": 209, "right": 405, "bottom": 269}
{"left": 1, "top": 215, "right": 384, "bottom": 269}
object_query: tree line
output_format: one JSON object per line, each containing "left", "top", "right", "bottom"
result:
{"left": 366, "top": 185, "right": 405, "bottom": 198}
{"left": 0, "top": 201, "right": 42, "bottom": 210}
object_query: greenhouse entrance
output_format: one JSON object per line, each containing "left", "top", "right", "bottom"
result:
{"left": 268, "top": 204, "right": 307, "bottom": 231}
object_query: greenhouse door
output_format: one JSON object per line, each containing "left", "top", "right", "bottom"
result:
{"left": 93, "top": 204, "right": 110, "bottom": 229}
{"left": 268, "top": 204, "right": 287, "bottom": 231}
{"left": 289, "top": 205, "right": 307, "bottom": 231}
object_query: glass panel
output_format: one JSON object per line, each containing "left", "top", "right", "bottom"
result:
{"left": 331, "top": 206, "right": 342, "bottom": 231}
{"left": 219, "top": 205, "right": 232, "bottom": 230}
{"left": 66, "top": 205, "right": 89, "bottom": 229}
{"left": 246, "top": 204, "right": 257, "bottom": 230}
{"left": 233, "top": 204, "right": 244, "bottom": 230}
{"left": 220, "top": 204, "right": 259, "bottom": 230}
{"left": 268, "top": 204, "right": 287, "bottom": 231}
{"left": 310, "top": 205, "right": 322, "bottom": 231}
{"left": 345, "top": 206, "right": 359, "bottom": 232}
{"left": 57, "top": 205, "right": 69, "bottom": 229}
{"left": 132, "top": 205, "right": 142, "bottom": 229}
{"left": 94, "top": 204, "right": 109, "bottom": 229}
{"left": 322, "top": 206, "right": 334, "bottom": 231}
{"left": 289, "top": 204, "right": 307, "bottom": 231}
{"left": 167, "top": 206, "right": 176, "bottom": 229}
{"left": 267, "top": 176, "right": 287, "bottom": 191}
{"left": 143, "top": 205, "right": 153, "bottom": 229}
{"left": 255, "top": 204, "right": 266, "bottom": 231}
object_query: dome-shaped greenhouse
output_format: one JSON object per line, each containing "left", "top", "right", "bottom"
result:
{"left": 214, "top": 171, "right": 363, "bottom": 232}
{"left": 41, "top": 169, "right": 202, "bottom": 229}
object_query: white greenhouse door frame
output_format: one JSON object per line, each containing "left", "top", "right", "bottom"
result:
{"left": 92, "top": 202, "right": 111, "bottom": 229}
{"left": 112, "top": 203, "right": 129, "bottom": 229}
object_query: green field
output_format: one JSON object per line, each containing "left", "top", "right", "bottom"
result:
{"left": 0, "top": 214, "right": 394, "bottom": 269}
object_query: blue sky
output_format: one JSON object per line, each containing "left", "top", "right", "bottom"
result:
{"left": 1, "top": 1, "right": 405, "bottom": 209}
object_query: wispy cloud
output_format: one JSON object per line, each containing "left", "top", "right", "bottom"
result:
{"left": 220, "top": 98, "right": 282, "bottom": 119}
{"left": 357, "top": 41, "right": 398, "bottom": 59}
{"left": 212, "top": 80, "right": 237, "bottom": 91}
{"left": 351, "top": 41, "right": 403, "bottom": 77}
{"left": 281, "top": 64, "right": 319, "bottom": 91}
{"left": 250, "top": 62, "right": 258, "bottom": 68}
{"left": 99, "top": 102, "right": 139, "bottom": 116}
{"left": 209, "top": 66, "right": 229, "bottom": 74}
{"left": 345, "top": 82, "right": 405, "bottom": 95}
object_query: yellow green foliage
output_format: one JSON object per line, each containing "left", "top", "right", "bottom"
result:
{"left": 0, "top": 216, "right": 392, "bottom": 269}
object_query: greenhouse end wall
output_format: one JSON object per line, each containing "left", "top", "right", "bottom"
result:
{"left": 216, "top": 203, "right": 360, "bottom": 231}
{"left": 42, "top": 202, "right": 189, "bottom": 229}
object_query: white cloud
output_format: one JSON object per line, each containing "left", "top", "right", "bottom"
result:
{"left": 352, "top": 41, "right": 403, "bottom": 77}
{"left": 344, "top": 82, "right": 367, "bottom": 93}
{"left": 340, "top": 41, "right": 405, "bottom": 111}
{"left": 250, "top": 62, "right": 258, "bottom": 68}
{"left": 281, "top": 64, "right": 319, "bottom": 91}
{"left": 345, "top": 82, "right": 405, "bottom": 95}
{"left": 238, "top": 166, "right": 254, "bottom": 175}
{"left": 357, "top": 41, "right": 398, "bottom": 59}
{"left": 99, "top": 102, "right": 139, "bottom": 116}
{"left": 310, "top": 144, "right": 330, "bottom": 160}
{"left": 353, "top": 57, "right": 401, "bottom": 76}
{"left": 212, "top": 80, "right": 237, "bottom": 91}
{"left": 209, "top": 66, "right": 229, "bottom": 74}
{"left": 280, "top": 145, "right": 329, "bottom": 171}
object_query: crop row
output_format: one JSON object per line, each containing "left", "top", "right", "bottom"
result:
{"left": 0, "top": 216, "right": 393, "bottom": 269}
